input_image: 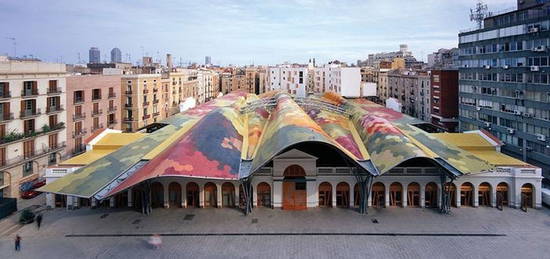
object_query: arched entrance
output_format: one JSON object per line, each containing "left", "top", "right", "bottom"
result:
{"left": 222, "top": 182, "right": 235, "bottom": 207}
{"left": 496, "top": 182, "right": 509, "bottom": 207}
{"left": 521, "top": 183, "right": 534, "bottom": 208}
{"left": 407, "top": 182, "right": 420, "bottom": 207}
{"left": 460, "top": 182, "right": 474, "bottom": 207}
{"left": 115, "top": 191, "right": 128, "bottom": 208}
{"left": 168, "top": 182, "right": 182, "bottom": 208}
{"left": 186, "top": 182, "right": 199, "bottom": 208}
{"left": 336, "top": 182, "right": 350, "bottom": 208}
{"left": 318, "top": 182, "right": 332, "bottom": 208}
{"left": 389, "top": 182, "right": 403, "bottom": 207}
{"left": 257, "top": 182, "right": 271, "bottom": 207}
{"left": 425, "top": 182, "right": 438, "bottom": 208}
{"left": 282, "top": 164, "right": 307, "bottom": 210}
{"left": 204, "top": 182, "right": 218, "bottom": 208}
{"left": 151, "top": 182, "right": 164, "bottom": 208}
{"left": 371, "top": 182, "right": 385, "bottom": 208}
{"left": 478, "top": 182, "right": 491, "bottom": 207}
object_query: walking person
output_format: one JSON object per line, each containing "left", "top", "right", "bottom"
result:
{"left": 36, "top": 213, "right": 43, "bottom": 230}
{"left": 15, "top": 235, "right": 21, "bottom": 251}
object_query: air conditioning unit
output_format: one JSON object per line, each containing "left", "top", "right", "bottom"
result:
{"left": 476, "top": 106, "right": 482, "bottom": 111}
{"left": 503, "top": 65, "right": 510, "bottom": 69}
{"left": 529, "top": 27, "right": 540, "bottom": 33}
{"left": 524, "top": 113, "right": 534, "bottom": 118}
{"left": 536, "top": 134, "right": 546, "bottom": 142}
{"left": 484, "top": 122, "right": 491, "bottom": 128}
{"left": 531, "top": 66, "right": 540, "bottom": 72}
{"left": 533, "top": 46, "right": 547, "bottom": 52}
{"left": 508, "top": 128, "right": 515, "bottom": 134}
{"left": 513, "top": 110, "right": 522, "bottom": 115}
{"left": 484, "top": 65, "right": 491, "bottom": 69}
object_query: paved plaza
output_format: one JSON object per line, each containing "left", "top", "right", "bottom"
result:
{"left": 0, "top": 201, "right": 549, "bottom": 258}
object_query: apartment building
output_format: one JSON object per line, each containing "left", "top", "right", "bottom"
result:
{"left": 0, "top": 56, "right": 67, "bottom": 199}
{"left": 66, "top": 75, "right": 122, "bottom": 155}
{"left": 311, "top": 66, "right": 362, "bottom": 97}
{"left": 458, "top": 0, "right": 550, "bottom": 177}
{"left": 122, "top": 74, "right": 165, "bottom": 132}
{"left": 164, "top": 71, "right": 199, "bottom": 115}
{"left": 431, "top": 70, "right": 459, "bottom": 132}
{"left": 387, "top": 70, "right": 431, "bottom": 122}
{"left": 267, "top": 65, "right": 308, "bottom": 97}
{"left": 220, "top": 73, "right": 233, "bottom": 94}
{"left": 197, "top": 69, "right": 219, "bottom": 102}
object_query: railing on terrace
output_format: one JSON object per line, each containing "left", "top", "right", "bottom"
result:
{"left": 0, "top": 142, "right": 66, "bottom": 170}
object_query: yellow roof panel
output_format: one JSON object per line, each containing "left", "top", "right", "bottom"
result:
{"left": 431, "top": 133, "right": 494, "bottom": 149}
{"left": 467, "top": 150, "right": 530, "bottom": 167}
{"left": 94, "top": 133, "right": 146, "bottom": 147}
{"left": 60, "top": 149, "right": 114, "bottom": 166}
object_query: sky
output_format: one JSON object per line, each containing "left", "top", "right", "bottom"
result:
{"left": 0, "top": 0, "right": 515, "bottom": 66}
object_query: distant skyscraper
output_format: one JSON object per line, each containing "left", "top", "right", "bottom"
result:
{"left": 89, "top": 47, "right": 100, "bottom": 64}
{"left": 166, "top": 53, "right": 173, "bottom": 69}
{"left": 111, "top": 48, "right": 122, "bottom": 63}
{"left": 205, "top": 56, "right": 211, "bottom": 65}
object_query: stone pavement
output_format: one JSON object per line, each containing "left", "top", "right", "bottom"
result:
{"left": 0, "top": 206, "right": 549, "bottom": 258}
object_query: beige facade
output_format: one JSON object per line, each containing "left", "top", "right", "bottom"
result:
{"left": 0, "top": 57, "right": 67, "bottom": 199}
{"left": 66, "top": 75, "right": 122, "bottom": 155}
{"left": 122, "top": 74, "right": 167, "bottom": 132}
{"left": 387, "top": 70, "right": 431, "bottom": 122}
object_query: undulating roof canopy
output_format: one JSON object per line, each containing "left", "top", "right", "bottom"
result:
{"left": 41, "top": 91, "right": 494, "bottom": 199}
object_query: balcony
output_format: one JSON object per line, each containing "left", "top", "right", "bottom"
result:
{"left": 47, "top": 87, "right": 62, "bottom": 95}
{"left": 124, "top": 103, "right": 133, "bottom": 108}
{"left": 153, "top": 112, "right": 160, "bottom": 117}
{"left": 21, "top": 89, "right": 39, "bottom": 98}
{"left": 0, "top": 91, "right": 11, "bottom": 100}
{"left": 143, "top": 101, "right": 150, "bottom": 106}
{"left": 74, "top": 98, "right": 84, "bottom": 104}
{"left": 153, "top": 88, "right": 158, "bottom": 93}
{"left": 0, "top": 122, "right": 65, "bottom": 146}
{"left": 0, "top": 142, "right": 66, "bottom": 171}
{"left": 20, "top": 108, "right": 41, "bottom": 119}
{"left": 0, "top": 112, "right": 14, "bottom": 122}
{"left": 108, "top": 93, "right": 116, "bottom": 99}
{"left": 108, "top": 120, "right": 118, "bottom": 126}
{"left": 123, "top": 117, "right": 134, "bottom": 122}
{"left": 92, "top": 96, "right": 102, "bottom": 101}
{"left": 143, "top": 89, "right": 149, "bottom": 94}
{"left": 46, "top": 105, "right": 64, "bottom": 114}
{"left": 125, "top": 90, "right": 133, "bottom": 95}
{"left": 72, "top": 129, "right": 88, "bottom": 138}
{"left": 72, "top": 113, "right": 86, "bottom": 121}
{"left": 91, "top": 109, "right": 103, "bottom": 117}
{"left": 142, "top": 114, "right": 150, "bottom": 120}
{"left": 91, "top": 123, "right": 104, "bottom": 132}
{"left": 72, "top": 144, "right": 86, "bottom": 155}
{"left": 108, "top": 106, "right": 118, "bottom": 113}
{"left": 153, "top": 99, "right": 159, "bottom": 104}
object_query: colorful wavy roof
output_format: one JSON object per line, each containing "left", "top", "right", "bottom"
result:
{"left": 41, "top": 91, "right": 496, "bottom": 199}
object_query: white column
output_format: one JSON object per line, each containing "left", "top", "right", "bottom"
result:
{"left": 199, "top": 184, "right": 204, "bottom": 208}
{"left": 109, "top": 197, "right": 115, "bottom": 208}
{"left": 331, "top": 183, "right": 337, "bottom": 207}
{"left": 66, "top": 196, "right": 73, "bottom": 210}
{"left": 491, "top": 186, "right": 497, "bottom": 207}
{"left": 252, "top": 183, "right": 258, "bottom": 208}
{"left": 163, "top": 183, "right": 169, "bottom": 208}
{"left": 473, "top": 185, "right": 479, "bottom": 207}
{"left": 234, "top": 183, "right": 240, "bottom": 208}
{"left": 181, "top": 182, "right": 186, "bottom": 208}
{"left": 349, "top": 184, "right": 354, "bottom": 208}
{"left": 306, "top": 179, "right": 317, "bottom": 208}
{"left": 384, "top": 185, "right": 390, "bottom": 208}
{"left": 127, "top": 189, "right": 133, "bottom": 207}
{"left": 456, "top": 187, "right": 461, "bottom": 208}
{"left": 402, "top": 186, "right": 408, "bottom": 208}
{"left": 367, "top": 188, "right": 372, "bottom": 207}
{"left": 91, "top": 198, "right": 97, "bottom": 207}
{"left": 420, "top": 184, "right": 425, "bottom": 208}
{"left": 437, "top": 184, "right": 442, "bottom": 208}
{"left": 273, "top": 181, "right": 282, "bottom": 208}
{"left": 46, "top": 193, "right": 54, "bottom": 208}
{"left": 216, "top": 183, "right": 222, "bottom": 208}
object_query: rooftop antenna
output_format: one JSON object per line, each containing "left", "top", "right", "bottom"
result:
{"left": 470, "top": 0, "right": 491, "bottom": 29}
{"left": 5, "top": 37, "right": 16, "bottom": 57}
{"left": 77, "top": 52, "right": 81, "bottom": 64}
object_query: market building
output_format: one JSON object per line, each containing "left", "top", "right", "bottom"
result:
{"left": 41, "top": 91, "right": 543, "bottom": 213}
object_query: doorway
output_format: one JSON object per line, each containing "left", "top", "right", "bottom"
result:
{"left": 282, "top": 165, "right": 307, "bottom": 210}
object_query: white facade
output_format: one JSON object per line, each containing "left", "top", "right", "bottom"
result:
{"left": 267, "top": 66, "right": 308, "bottom": 97}
{"left": 311, "top": 66, "right": 362, "bottom": 97}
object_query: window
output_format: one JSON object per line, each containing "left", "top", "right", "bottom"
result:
{"left": 75, "top": 121, "right": 82, "bottom": 133}
{"left": 92, "top": 89, "right": 101, "bottom": 100}
{"left": 23, "top": 161, "right": 33, "bottom": 177}
{"left": 23, "top": 140, "right": 34, "bottom": 159}
{"left": 0, "top": 124, "right": 4, "bottom": 139}
{"left": 93, "top": 117, "right": 99, "bottom": 130}
{"left": 48, "top": 153, "right": 57, "bottom": 165}
{"left": 74, "top": 91, "right": 84, "bottom": 103}
{"left": 48, "top": 80, "right": 58, "bottom": 93}
{"left": 48, "top": 134, "right": 58, "bottom": 149}
{"left": 23, "top": 119, "right": 35, "bottom": 134}
{"left": 49, "top": 115, "right": 58, "bottom": 128}
{"left": 108, "top": 87, "right": 114, "bottom": 98}
{"left": 0, "top": 82, "right": 10, "bottom": 98}
{"left": 23, "top": 81, "right": 37, "bottom": 96}
{"left": 0, "top": 147, "right": 5, "bottom": 166}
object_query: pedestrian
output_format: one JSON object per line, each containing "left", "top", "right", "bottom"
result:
{"left": 36, "top": 213, "right": 43, "bottom": 230}
{"left": 14, "top": 235, "right": 21, "bottom": 251}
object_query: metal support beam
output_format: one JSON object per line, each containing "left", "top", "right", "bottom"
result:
{"left": 353, "top": 167, "right": 373, "bottom": 214}
{"left": 439, "top": 173, "right": 453, "bottom": 214}
{"left": 141, "top": 180, "right": 152, "bottom": 215}
{"left": 240, "top": 178, "right": 253, "bottom": 215}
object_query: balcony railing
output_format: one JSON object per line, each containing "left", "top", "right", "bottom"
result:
{"left": 73, "top": 113, "right": 86, "bottom": 121}
{"left": 143, "top": 89, "right": 149, "bottom": 94}
{"left": 47, "top": 87, "right": 62, "bottom": 95}
{"left": 124, "top": 103, "right": 133, "bottom": 108}
{"left": 108, "top": 93, "right": 116, "bottom": 99}
{"left": 0, "top": 142, "right": 66, "bottom": 170}
{"left": 72, "top": 129, "right": 88, "bottom": 138}
{"left": 91, "top": 109, "right": 103, "bottom": 116}
{"left": 108, "top": 106, "right": 117, "bottom": 113}
{"left": 72, "top": 144, "right": 86, "bottom": 155}
{"left": 74, "top": 98, "right": 84, "bottom": 104}
{"left": 142, "top": 114, "right": 150, "bottom": 120}
{"left": 0, "top": 91, "right": 11, "bottom": 99}
{"left": 20, "top": 108, "right": 41, "bottom": 119}
{"left": 143, "top": 101, "right": 150, "bottom": 106}
{"left": 21, "top": 89, "right": 39, "bottom": 97}
{"left": 46, "top": 105, "right": 64, "bottom": 114}
{"left": 153, "top": 112, "right": 160, "bottom": 117}
{"left": 108, "top": 120, "right": 117, "bottom": 125}
{"left": 153, "top": 99, "right": 159, "bottom": 104}
{"left": 123, "top": 117, "right": 134, "bottom": 122}
{"left": 92, "top": 96, "right": 102, "bottom": 101}
{"left": 125, "top": 90, "right": 133, "bottom": 95}
{"left": 91, "top": 123, "right": 104, "bottom": 132}
{"left": 0, "top": 112, "right": 14, "bottom": 122}
{"left": 0, "top": 122, "right": 65, "bottom": 146}
{"left": 153, "top": 88, "right": 158, "bottom": 93}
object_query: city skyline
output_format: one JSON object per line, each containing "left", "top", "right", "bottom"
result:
{"left": 0, "top": 0, "right": 515, "bottom": 65}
